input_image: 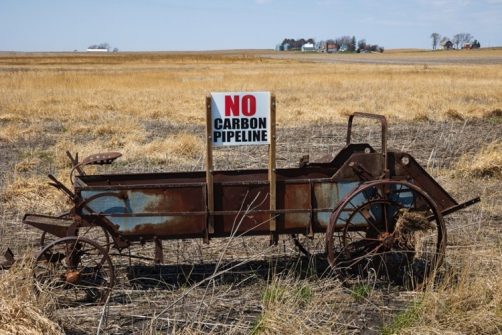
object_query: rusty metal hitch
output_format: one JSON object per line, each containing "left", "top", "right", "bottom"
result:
{"left": 429, "top": 197, "right": 481, "bottom": 221}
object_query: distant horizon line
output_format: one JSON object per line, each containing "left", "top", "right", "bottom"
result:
{"left": 1, "top": 46, "right": 501, "bottom": 54}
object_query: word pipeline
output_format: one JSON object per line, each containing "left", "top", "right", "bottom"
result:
{"left": 213, "top": 117, "right": 267, "bottom": 143}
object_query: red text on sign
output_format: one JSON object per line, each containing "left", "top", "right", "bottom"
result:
{"left": 225, "top": 95, "right": 256, "bottom": 117}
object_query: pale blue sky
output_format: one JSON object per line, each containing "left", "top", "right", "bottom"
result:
{"left": 1, "top": 0, "right": 501, "bottom": 51}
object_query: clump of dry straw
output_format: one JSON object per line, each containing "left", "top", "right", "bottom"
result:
{"left": 455, "top": 141, "right": 501, "bottom": 178}
{"left": 0, "top": 259, "right": 63, "bottom": 335}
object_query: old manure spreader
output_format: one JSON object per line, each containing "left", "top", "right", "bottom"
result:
{"left": 3, "top": 110, "right": 479, "bottom": 305}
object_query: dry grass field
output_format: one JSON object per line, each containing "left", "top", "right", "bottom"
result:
{"left": 0, "top": 49, "right": 501, "bottom": 334}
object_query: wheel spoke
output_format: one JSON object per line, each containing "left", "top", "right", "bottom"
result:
{"left": 359, "top": 207, "right": 383, "bottom": 234}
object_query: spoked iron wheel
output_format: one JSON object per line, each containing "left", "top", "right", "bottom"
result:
{"left": 41, "top": 223, "right": 111, "bottom": 253}
{"left": 326, "top": 180, "right": 446, "bottom": 287}
{"left": 33, "top": 236, "right": 114, "bottom": 307}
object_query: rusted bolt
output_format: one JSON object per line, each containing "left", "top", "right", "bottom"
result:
{"left": 379, "top": 232, "right": 394, "bottom": 250}
{"left": 401, "top": 156, "right": 410, "bottom": 166}
{"left": 65, "top": 270, "right": 80, "bottom": 284}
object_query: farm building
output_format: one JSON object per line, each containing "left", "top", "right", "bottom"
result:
{"left": 327, "top": 43, "right": 338, "bottom": 53}
{"left": 86, "top": 48, "right": 109, "bottom": 52}
{"left": 441, "top": 40, "right": 454, "bottom": 50}
{"left": 275, "top": 43, "right": 291, "bottom": 51}
{"left": 301, "top": 43, "right": 315, "bottom": 52}
{"left": 339, "top": 44, "right": 349, "bottom": 52}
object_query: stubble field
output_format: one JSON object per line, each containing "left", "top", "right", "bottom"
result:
{"left": 0, "top": 49, "right": 501, "bottom": 334}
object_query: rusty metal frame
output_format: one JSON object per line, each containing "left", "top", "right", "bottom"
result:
{"left": 347, "top": 112, "right": 388, "bottom": 177}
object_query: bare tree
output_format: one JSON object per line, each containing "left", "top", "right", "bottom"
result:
{"left": 357, "top": 39, "right": 367, "bottom": 51}
{"left": 98, "top": 42, "right": 110, "bottom": 50}
{"left": 452, "top": 34, "right": 461, "bottom": 49}
{"left": 430, "top": 33, "right": 441, "bottom": 50}
{"left": 350, "top": 36, "right": 356, "bottom": 52}
{"left": 88, "top": 42, "right": 111, "bottom": 50}
{"left": 459, "top": 33, "right": 473, "bottom": 48}
{"left": 453, "top": 33, "right": 472, "bottom": 49}
{"left": 335, "top": 36, "right": 352, "bottom": 51}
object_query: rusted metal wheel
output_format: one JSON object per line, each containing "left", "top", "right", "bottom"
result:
{"left": 33, "top": 236, "right": 114, "bottom": 306}
{"left": 326, "top": 180, "right": 446, "bottom": 286}
{"left": 40, "top": 222, "right": 111, "bottom": 253}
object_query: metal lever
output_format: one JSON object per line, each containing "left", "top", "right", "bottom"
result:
{"left": 66, "top": 151, "right": 85, "bottom": 176}
{"left": 48, "top": 174, "right": 75, "bottom": 199}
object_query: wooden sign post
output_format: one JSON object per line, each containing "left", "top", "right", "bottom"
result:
{"left": 205, "top": 96, "right": 215, "bottom": 240}
{"left": 269, "top": 95, "right": 277, "bottom": 244}
{"left": 206, "top": 92, "right": 277, "bottom": 243}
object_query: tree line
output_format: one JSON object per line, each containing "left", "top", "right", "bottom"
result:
{"left": 279, "top": 38, "right": 315, "bottom": 50}
{"left": 430, "top": 32, "right": 480, "bottom": 50}
{"left": 279, "top": 36, "right": 384, "bottom": 53}
{"left": 87, "top": 42, "right": 119, "bottom": 52}
{"left": 88, "top": 43, "right": 111, "bottom": 50}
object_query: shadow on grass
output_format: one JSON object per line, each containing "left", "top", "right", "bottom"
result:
{"left": 125, "top": 254, "right": 330, "bottom": 290}
{"left": 123, "top": 251, "right": 433, "bottom": 292}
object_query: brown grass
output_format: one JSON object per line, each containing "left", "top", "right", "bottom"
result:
{"left": 0, "top": 51, "right": 499, "bottom": 171}
{"left": 1, "top": 52, "right": 501, "bottom": 128}
{"left": 0, "top": 260, "right": 63, "bottom": 335}
{"left": 389, "top": 248, "right": 502, "bottom": 334}
{"left": 455, "top": 141, "right": 502, "bottom": 178}
{"left": 1, "top": 174, "right": 69, "bottom": 214}
{"left": 126, "top": 133, "right": 204, "bottom": 164}
{"left": 0, "top": 51, "right": 500, "bottom": 334}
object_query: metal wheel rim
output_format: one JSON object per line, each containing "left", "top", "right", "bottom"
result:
{"left": 33, "top": 236, "right": 115, "bottom": 307}
{"left": 326, "top": 180, "right": 446, "bottom": 281}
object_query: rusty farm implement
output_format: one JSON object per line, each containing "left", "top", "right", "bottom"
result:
{"left": 3, "top": 107, "right": 479, "bottom": 305}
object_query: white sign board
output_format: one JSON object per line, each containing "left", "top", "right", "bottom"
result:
{"left": 211, "top": 92, "right": 271, "bottom": 147}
